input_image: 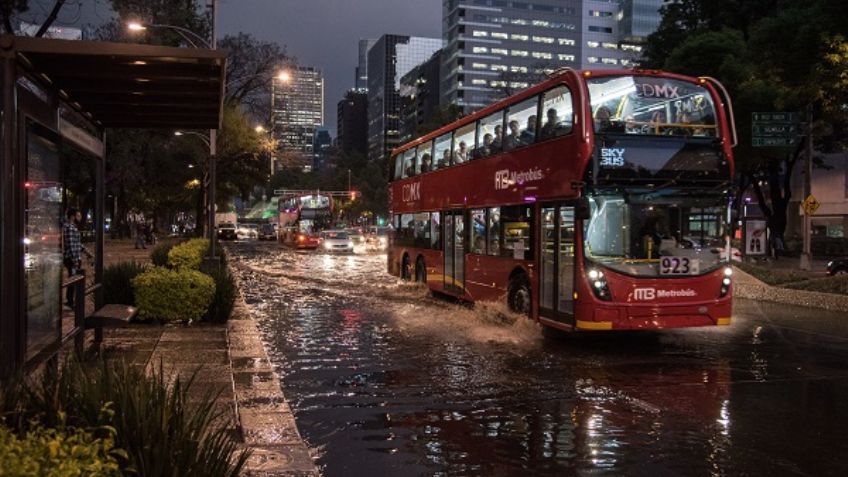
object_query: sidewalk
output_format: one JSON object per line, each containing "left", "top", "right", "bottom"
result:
{"left": 90, "top": 239, "right": 318, "bottom": 476}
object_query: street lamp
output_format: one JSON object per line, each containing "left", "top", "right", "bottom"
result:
{"left": 126, "top": 21, "right": 211, "bottom": 49}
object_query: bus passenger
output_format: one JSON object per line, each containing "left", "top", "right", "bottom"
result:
{"left": 594, "top": 106, "right": 612, "bottom": 131}
{"left": 492, "top": 124, "right": 503, "bottom": 150}
{"left": 420, "top": 153, "right": 432, "bottom": 172}
{"left": 473, "top": 235, "right": 485, "bottom": 254}
{"left": 504, "top": 120, "right": 521, "bottom": 150}
{"left": 405, "top": 160, "right": 415, "bottom": 177}
{"left": 520, "top": 115, "right": 537, "bottom": 144}
{"left": 439, "top": 148, "right": 451, "bottom": 168}
{"left": 541, "top": 108, "right": 560, "bottom": 139}
{"left": 476, "top": 133, "right": 493, "bottom": 158}
{"left": 454, "top": 141, "right": 469, "bottom": 163}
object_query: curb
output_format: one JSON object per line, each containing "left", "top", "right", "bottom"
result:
{"left": 226, "top": 270, "right": 320, "bottom": 476}
{"left": 733, "top": 266, "right": 848, "bottom": 312}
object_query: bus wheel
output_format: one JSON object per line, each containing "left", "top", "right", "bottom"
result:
{"left": 401, "top": 255, "right": 411, "bottom": 281}
{"left": 415, "top": 257, "right": 427, "bottom": 283}
{"left": 508, "top": 274, "right": 531, "bottom": 316}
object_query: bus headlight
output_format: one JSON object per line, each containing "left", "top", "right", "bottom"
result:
{"left": 587, "top": 268, "right": 611, "bottom": 301}
{"left": 720, "top": 267, "right": 732, "bottom": 297}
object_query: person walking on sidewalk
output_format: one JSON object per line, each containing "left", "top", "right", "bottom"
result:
{"left": 62, "top": 208, "right": 91, "bottom": 307}
{"left": 135, "top": 221, "right": 147, "bottom": 249}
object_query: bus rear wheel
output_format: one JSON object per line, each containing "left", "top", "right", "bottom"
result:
{"left": 415, "top": 257, "right": 426, "bottom": 283}
{"left": 508, "top": 274, "right": 531, "bottom": 316}
{"left": 401, "top": 255, "right": 412, "bottom": 281}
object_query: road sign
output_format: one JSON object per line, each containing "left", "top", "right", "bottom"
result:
{"left": 802, "top": 194, "right": 820, "bottom": 216}
{"left": 752, "top": 112, "right": 798, "bottom": 123}
{"left": 752, "top": 137, "right": 798, "bottom": 147}
{"left": 752, "top": 123, "right": 798, "bottom": 136}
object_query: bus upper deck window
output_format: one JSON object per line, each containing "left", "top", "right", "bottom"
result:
{"left": 434, "top": 132, "right": 452, "bottom": 169}
{"left": 505, "top": 95, "right": 540, "bottom": 150}
{"left": 540, "top": 86, "right": 573, "bottom": 140}
{"left": 476, "top": 110, "right": 505, "bottom": 159}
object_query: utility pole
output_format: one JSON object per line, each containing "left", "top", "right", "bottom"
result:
{"left": 800, "top": 103, "right": 813, "bottom": 271}
{"left": 207, "top": 0, "right": 219, "bottom": 263}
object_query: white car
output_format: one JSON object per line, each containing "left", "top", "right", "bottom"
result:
{"left": 320, "top": 230, "right": 355, "bottom": 253}
{"left": 236, "top": 223, "right": 258, "bottom": 239}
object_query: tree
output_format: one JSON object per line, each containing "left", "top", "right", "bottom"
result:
{"left": 1, "top": 0, "right": 68, "bottom": 36}
{"left": 219, "top": 33, "right": 291, "bottom": 121}
{"left": 99, "top": 0, "right": 210, "bottom": 47}
{"left": 642, "top": 0, "right": 848, "bottom": 250}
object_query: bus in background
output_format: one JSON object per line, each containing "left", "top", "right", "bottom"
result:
{"left": 387, "top": 68, "right": 737, "bottom": 332}
{"left": 278, "top": 192, "right": 334, "bottom": 249}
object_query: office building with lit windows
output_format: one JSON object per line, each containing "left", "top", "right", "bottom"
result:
{"left": 271, "top": 66, "right": 324, "bottom": 171}
{"left": 355, "top": 38, "right": 377, "bottom": 90}
{"left": 367, "top": 34, "right": 442, "bottom": 161}
{"left": 399, "top": 49, "right": 444, "bottom": 143}
{"left": 441, "top": 0, "right": 662, "bottom": 113}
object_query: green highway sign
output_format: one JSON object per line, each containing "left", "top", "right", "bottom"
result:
{"left": 752, "top": 112, "right": 798, "bottom": 123}
{"left": 752, "top": 123, "right": 799, "bottom": 136}
{"left": 752, "top": 136, "right": 798, "bottom": 147}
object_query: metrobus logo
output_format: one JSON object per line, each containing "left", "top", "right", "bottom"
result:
{"left": 402, "top": 182, "right": 420, "bottom": 202}
{"left": 633, "top": 288, "right": 698, "bottom": 300}
{"left": 494, "top": 168, "right": 543, "bottom": 190}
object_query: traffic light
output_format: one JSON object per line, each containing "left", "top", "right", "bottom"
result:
{"left": 350, "top": 191, "right": 358, "bottom": 200}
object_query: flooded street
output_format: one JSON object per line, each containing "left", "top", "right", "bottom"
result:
{"left": 227, "top": 241, "right": 848, "bottom": 476}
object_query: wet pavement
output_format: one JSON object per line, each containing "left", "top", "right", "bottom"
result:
{"left": 228, "top": 241, "right": 848, "bottom": 477}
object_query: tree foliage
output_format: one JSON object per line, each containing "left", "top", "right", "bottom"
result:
{"left": 642, "top": 0, "right": 848, "bottom": 245}
{"left": 219, "top": 33, "right": 291, "bottom": 121}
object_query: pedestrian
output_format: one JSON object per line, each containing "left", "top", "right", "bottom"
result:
{"left": 135, "top": 221, "right": 146, "bottom": 249}
{"left": 62, "top": 208, "right": 91, "bottom": 307}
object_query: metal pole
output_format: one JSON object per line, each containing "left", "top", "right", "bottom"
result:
{"left": 800, "top": 104, "right": 813, "bottom": 271}
{"left": 207, "top": 0, "right": 219, "bottom": 262}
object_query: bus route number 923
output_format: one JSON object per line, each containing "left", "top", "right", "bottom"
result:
{"left": 660, "top": 256, "right": 699, "bottom": 275}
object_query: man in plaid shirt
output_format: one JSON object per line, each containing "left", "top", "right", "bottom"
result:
{"left": 63, "top": 208, "right": 91, "bottom": 307}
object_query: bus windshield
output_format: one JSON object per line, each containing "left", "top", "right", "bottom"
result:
{"left": 587, "top": 76, "right": 718, "bottom": 138}
{"left": 584, "top": 189, "right": 729, "bottom": 277}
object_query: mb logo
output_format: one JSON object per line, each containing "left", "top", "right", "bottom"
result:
{"left": 633, "top": 288, "right": 656, "bottom": 300}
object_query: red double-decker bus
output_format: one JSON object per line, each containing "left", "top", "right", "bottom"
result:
{"left": 388, "top": 69, "right": 737, "bottom": 332}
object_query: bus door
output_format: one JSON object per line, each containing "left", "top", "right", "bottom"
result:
{"left": 539, "top": 203, "right": 576, "bottom": 323}
{"left": 443, "top": 210, "right": 465, "bottom": 295}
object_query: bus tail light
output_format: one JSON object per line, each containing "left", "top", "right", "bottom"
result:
{"left": 587, "top": 269, "right": 611, "bottom": 301}
{"left": 719, "top": 267, "right": 732, "bottom": 297}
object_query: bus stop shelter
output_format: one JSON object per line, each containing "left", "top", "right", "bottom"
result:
{"left": 0, "top": 34, "right": 226, "bottom": 378}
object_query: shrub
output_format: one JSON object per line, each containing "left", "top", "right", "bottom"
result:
{"left": 151, "top": 241, "right": 179, "bottom": 267}
{"left": 0, "top": 424, "right": 123, "bottom": 477}
{"left": 102, "top": 262, "right": 146, "bottom": 305}
{"left": 132, "top": 267, "right": 215, "bottom": 322}
{"left": 0, "top": 360, "right": 250, "bottom": 477}
{"left": 734, "top": 260, "right": 809, "bottom": 286}
{"left": 201, "top": 263, "right": 236, "bottom": 323}
{"left": 167, "top": 238, "right": 209, "bottom": 270}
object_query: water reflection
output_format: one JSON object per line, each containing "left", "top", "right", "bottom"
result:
{"left": 228, "top": 242, "right": 848, "bottom": 476}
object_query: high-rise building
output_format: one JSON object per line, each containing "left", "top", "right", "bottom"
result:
{"left": 337, "top": 90, "right": 368, "bottom": 156}
{"left": 367, "top": 34, "right": 442, "bottom": 161}
{"left": 441, "top": 0, "right": 662, "bottom": 114}
{"left": 399, "top": 50, "right": 444, "bottom": 143}
{"left": 312, "top": 128, "right": 333, "bottom": 171}
{"left": 271, "top": 66, "right": 324, "bottom": 172}
{"left": 355, "top": 39, "right": 377, "bottom": 91}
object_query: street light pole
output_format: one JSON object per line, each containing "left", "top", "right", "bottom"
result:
{"left": 207, "top": 0, "right": 219, "bottom": 263}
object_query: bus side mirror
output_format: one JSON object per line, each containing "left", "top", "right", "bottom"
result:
{"left": 575, "top": 198, "right": 591, "bottom": 220}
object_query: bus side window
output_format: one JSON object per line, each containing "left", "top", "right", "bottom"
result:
{"left": 430, "top": 211, "right": 441, "bottom": 249}
{"left": 413, "top": 212, "right": 430, "bottom": 248}
{"left": 400, "top": 213, "right": 414, "bottom": 247}
{"left": 470, "top": 209, "right": 486, "bottom": 254}
{"left": 500, "top": 204, "right": 533, "bottom": 260}
{"left": 393, "top": 154, "right": 403, "bottom": 180}
{"left": 403, "top": 147, "right": 417, "bottom": 178}
{"left": 418, "top": 140, "right": 435, "bottom": 173}
{"left": 434, "top": 132, "right": 452, "bottom": 169}
{"left": 505, "top": 95, "right": 540, "bottom": 151}
{"left": 475, "top": 110, "right": 505, "bottom": 159}
{"left": 540, "top": 86, "right": 573, "bottom": 140}
{"left": 452, "top": 122, "right": 475, "bottom": 164}
{"left": 487, "top": 207, "right": 500, "bottom": 256}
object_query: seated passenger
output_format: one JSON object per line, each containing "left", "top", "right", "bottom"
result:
{"left": 594, "top": 106, "right": 612, "bottom": 131}
{"left": 420, "top": 153, "right": 432, "bottom": 172}
{"left": 404, "top": 161, "right": 414, "bottom": 177}
{"left": 491, "top": 125, "right": 503, "bottom": 150}
{"left": 454, "top": 141, "right": 469, "bottom": 163}
{"left": 476, "top": 133, "right": 493, "bottom": 158}
{"left": 504, "top": 120, "right": 521, "bottom": 150}
{"left": 650, "top": 110, "right": 668, "bottom": 134}
{"left": 520, "top": 115, "right": 537, "bottom": 144}
{"left": 541, "top": 108, "right": 561, "bottom": 139}
{"left": 438, "top": 148, "right": 451, "bottom": 168}
{"left": 473, "top": 235, "right": 485, "bottom": 254}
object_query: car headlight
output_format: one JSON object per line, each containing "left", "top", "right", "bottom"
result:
{"left": 348, "top": 241, "right": 355, "bottom": 248}
{"left": 324, "top": 242, "right": 332, "bottom": 249}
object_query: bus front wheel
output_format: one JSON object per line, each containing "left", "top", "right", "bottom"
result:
{"left": 508, "top": 275, "right": 531, "bottom": 316}
{"left": 415, "top": 257, "right": 426, "bottom": 283}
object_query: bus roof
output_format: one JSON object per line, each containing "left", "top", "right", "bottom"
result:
{"left": 390, "top": 68, "right": 709, "bottom": 157}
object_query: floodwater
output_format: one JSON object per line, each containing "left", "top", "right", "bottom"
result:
{"left": 228, "top": 241, "right": 848, "bottom": 477}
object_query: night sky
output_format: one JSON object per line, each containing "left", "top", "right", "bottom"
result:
{"left": 220, "top": 0, "right": 442, "bottom": 135}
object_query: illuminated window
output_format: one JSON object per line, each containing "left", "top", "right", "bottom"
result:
{"left": 492, "top": 48, "right": 509, "bottom": 55}
{"left": 602, "top": 42, "right": 618, "bottom": 49}
{"left": 532, "top": 20, "right": 550, "bottom": 27}
{"left": 510, "top": 34, "right": 529, "bottom": 41}
{"left": 471, "top": 79, "right": 488, "bottom": 85}
{"left": 558, "top": 54, "right": 575, "bottom": 62}
{"left": 511, "top": 50, "right": 529, "bottom": 57}
{"left": 510, "top": 65, "right": 528, "bottom": 73}
{"left": 559, "top": 38, "right": 575, "bottom": 46}
{"left": 490, "top": 80, "right": 507, "bottom": 88}
{"left": 473, "top": 46, "right": 489, "bottom": 54}
{"left": 511, "top": 18, "right": 528, "bottom": 25}
{"left": 472, "top": 30, "right": 489, "bottom": 37}
{"left": 490, "top": 64, "right": 508, "bottom": 71}
{"left": 587, "top": 56, "right": 599, "bottom": 63}
{"left": 532, "top": 52, "right": 553, "bottom": 60}
{"left": 509, "top": 81, "right": 529, "bottom": 89}
{"left": 491, "top": 32, "right": 508, "bottom": 39}
{"left": 587, "top": 41, "right": 599, "bottom": 48}
{"left": 601, "top": 57, "right": 618, "bottom": 65}
{"left": 472, "top": 62, "right": 488, "bottom": 69}
{"left": 532, "top": 36, "right": 554, "bottom": 44}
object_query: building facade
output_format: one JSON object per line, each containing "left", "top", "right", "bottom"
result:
{"left": 789, "top": 153, "right": 848, "bottom": 243}
{"left": 337, "top": 90, "right": 368, "bottom": 156}
{"left": 312, "top": 128, "right": 333, "bottom": 170}
{"left": 399, "top": 50, "right": 444, "bottom": 143}
{"left": 355, "top": 38, "right": 377, "bottom": 90}
{"left": 271, "top": 66, "right": 324, "bottom": 171}
{"left": 367, "top": 34, "right": 442, "bottom": 161}
{"left": 441, "top": 0, "right": 662, "bottom": 113}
